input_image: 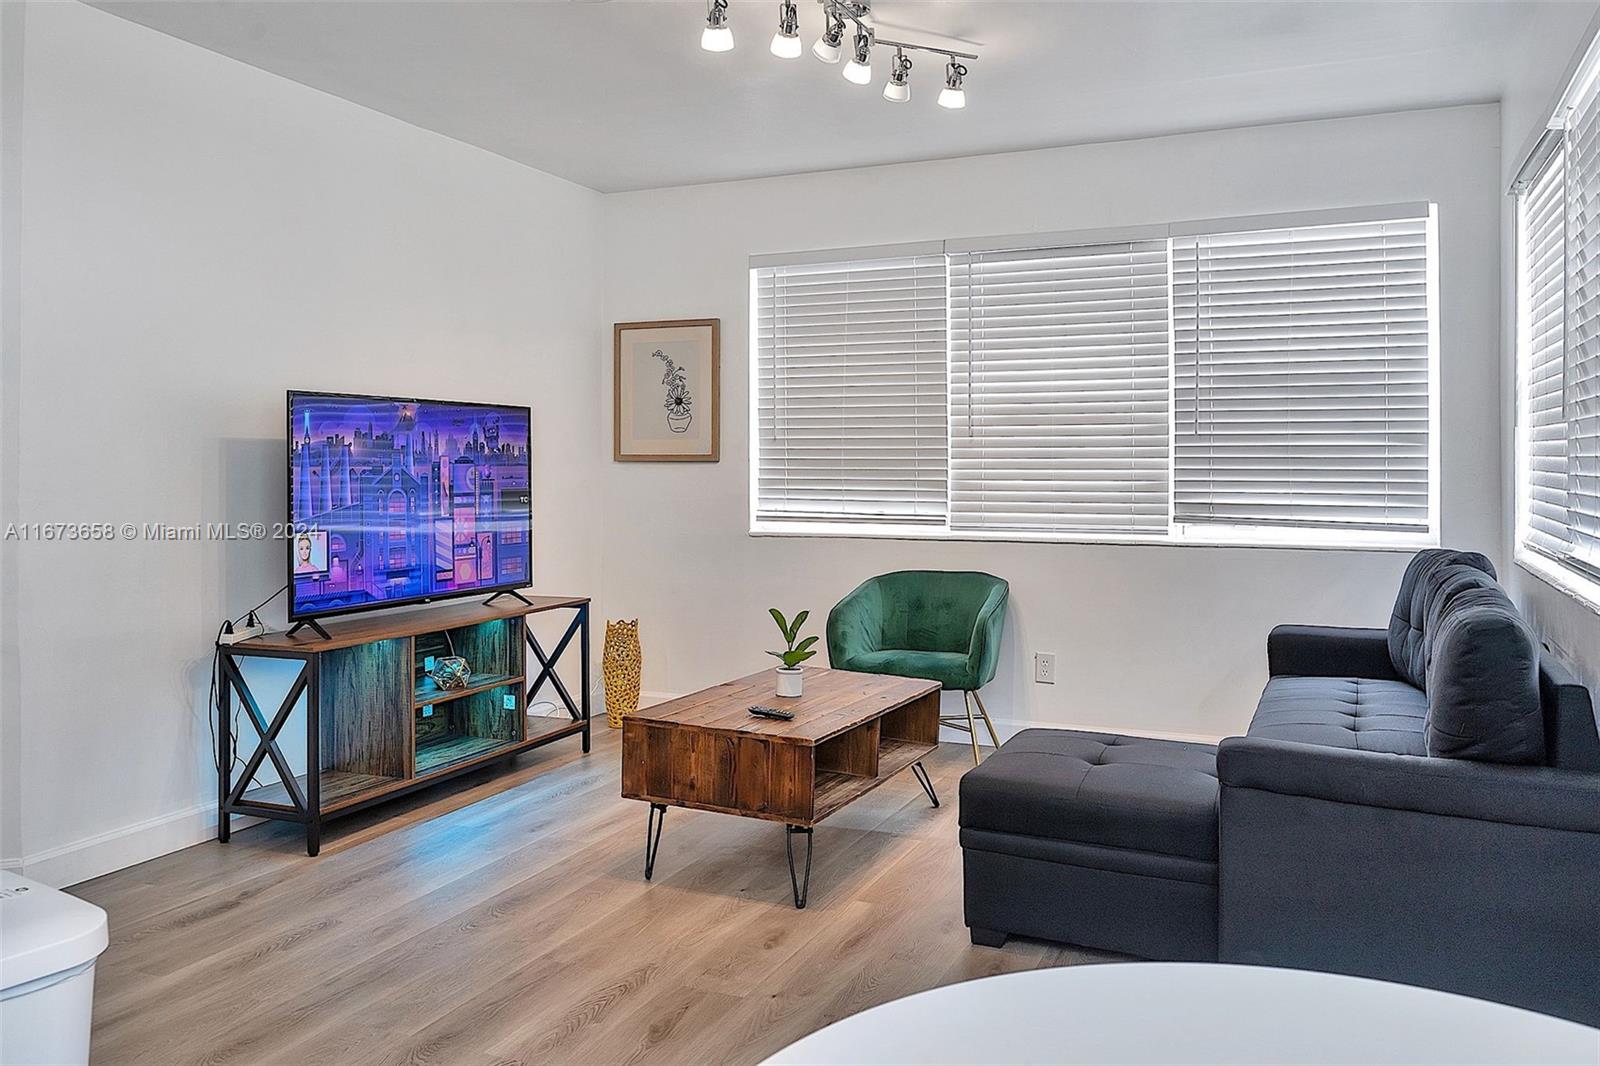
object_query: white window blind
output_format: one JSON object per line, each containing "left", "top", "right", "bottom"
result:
{"left": 753, "top": 253, "right": 948, "bottom": 524}
{"left": 1521, "top": 143, "right": 1571, "bottom": 561}
{"left": 1172, "top": 215, "right": 1433, "bottom": 532}
{"left": 947, "top": 240, "right": 1171, "bottom": 533}
{"left": 1568, "top": 78, "right": 1600, "bottom": 568}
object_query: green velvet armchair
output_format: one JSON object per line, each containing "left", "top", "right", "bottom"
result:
{"left": 826, "top": 571, "right": 1009, "bottom": 763}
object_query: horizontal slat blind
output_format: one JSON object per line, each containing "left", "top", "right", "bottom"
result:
{"left": 1569, "top": 80, "right": 1600, "bottom": 568}
{"left": 1522, "top": 143, "right": 1570, "bottom": 560}
{"left": 754, "top": 254, "right": 948, "bottom": 523}
{"left": 948, "top": 241, "right": 1170, "bottom": 533}
{"left": 1172, "top": 216, "right": 1432, "bottom": 531}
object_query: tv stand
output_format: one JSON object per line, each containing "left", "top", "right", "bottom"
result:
{"left": 284, "top": 618, "right": 332, "bottom": 640}
{"left": 216, "top": 595, "right": 590, "bottom": 855}
{"left": 483, "top": 588, "right": 534, "bottom": 608}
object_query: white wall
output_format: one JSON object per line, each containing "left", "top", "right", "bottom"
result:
{"left": 6, "top": 1, "right": 604, "bottom": 884}
{"left": 1498, "top": 4, "right": 1600, "bottom": 693}
{"left": 1, "top": 1, "right": 25, "bottom": 870}
{"left": 600, "top": 105, "right": 1505, "bottom": 742}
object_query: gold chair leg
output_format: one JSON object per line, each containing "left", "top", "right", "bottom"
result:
{"left": 962, "top": 690, "right": 982, "bottom": 765}
{"left": 971, "top": 690, "right": 1002, "bottom": 750}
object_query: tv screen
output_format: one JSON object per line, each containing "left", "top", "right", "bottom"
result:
{"left": 287, "top": 391, "right": 531, "bottom": 620}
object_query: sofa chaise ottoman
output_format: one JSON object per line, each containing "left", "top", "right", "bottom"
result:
{"left": 959, "top": 729, "right": 1220, "bottom": 960}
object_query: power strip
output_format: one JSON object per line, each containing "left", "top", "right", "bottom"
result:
{"left": 218, "top": 621, "right": 267, "bottom": 646}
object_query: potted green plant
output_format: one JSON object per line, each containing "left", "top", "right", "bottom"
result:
{"left": 767, "top": 608, "right": 817, "bottom": 697}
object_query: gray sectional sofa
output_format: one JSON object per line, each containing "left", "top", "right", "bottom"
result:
{"left": 959, "top": 549, "right": 1600, "bottom": 1026}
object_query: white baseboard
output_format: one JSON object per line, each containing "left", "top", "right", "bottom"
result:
{"left": 20, "top": 802, "right": 262, "bottom": 889}
{"left": 988, "top": 715, "right": 1226, "bottom": 747}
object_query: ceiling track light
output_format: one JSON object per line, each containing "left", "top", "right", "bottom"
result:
{"left": 883, "top": 48, "right": 911, "bottom": 103}
{"left": 812, "top": 8, "right": 845, "bottom": 63}
{"left": 700, "top": 0, "right": 733, "bottom": 53}
{"left": 842, "top": 27, "right": 874, "bottom": 85}
{"left": 770, "top": 0, "right": 802, "bottom": 59}
{"left": 697, "top": 0, "right": 978, "bottom": 109}
{"left": 938, "top": 61, "right": 967, "bottom": 109}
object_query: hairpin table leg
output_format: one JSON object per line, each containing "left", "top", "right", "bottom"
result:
{"left": 644, "top": 802, "right": 667, "bottom": 881}
{"left": 786, "top": 825, "right": 814, "bottom": 909}
{"left": 911, "top": 760, "right": 940, "bottom": 808}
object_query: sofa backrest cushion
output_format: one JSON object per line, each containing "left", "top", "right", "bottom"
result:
{"left": 1388, "top": 549, "right": 1497, "bottom": 688}
{"left": 1424, "top": 585, "right": 1545, "bottom": 764}
{"left": 1420, "top": 564, "right": 1505, "bottom": 670}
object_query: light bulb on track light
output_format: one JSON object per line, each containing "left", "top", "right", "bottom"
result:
{"left": 883, "top": 48, "right": 911, "bottom": 102}
{"left": 842, "top": 29, "right": 873, "bottom": 84}
{"left": 770, "top": 0, "right": 801, "bottom": 58}
{"left": 701, "top": 0, "right": 733, "bottom": 52}
{"left": 813, "top": 12, "right": 845, "bottom": 63}
{"left": 938, "top": 60, "right": 967, "bottom": 108}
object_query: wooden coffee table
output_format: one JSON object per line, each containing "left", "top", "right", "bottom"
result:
{"left": 620, "top": 666, "right": 942, "bottom": 908}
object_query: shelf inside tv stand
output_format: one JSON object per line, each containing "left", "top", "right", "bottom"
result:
{"left": 414, "top": 671, "right": 524, "bottom": 708}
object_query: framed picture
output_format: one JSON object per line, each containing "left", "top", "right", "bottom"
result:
{"left": 614, "top": 318, "right": 720, "bottom": 462}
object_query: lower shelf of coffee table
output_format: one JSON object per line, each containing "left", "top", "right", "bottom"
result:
{"left": 813, "top": 737, "right": 937, "bottom": 821}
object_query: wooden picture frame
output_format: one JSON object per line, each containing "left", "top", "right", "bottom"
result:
{"left": 613, "top": 318, "right": 721, "bottom": 462}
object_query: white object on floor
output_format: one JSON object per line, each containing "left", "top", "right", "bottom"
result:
{"left": 0, "top": 872, "right": 109, "bottom": 1066}
{"left": 762, "top": 962, "right": 1600, "bottom": 1066}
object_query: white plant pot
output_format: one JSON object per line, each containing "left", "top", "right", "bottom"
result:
{"left": 775, "top": 667, "right": 804, "bottom": 698}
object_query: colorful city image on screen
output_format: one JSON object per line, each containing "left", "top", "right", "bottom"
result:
{"left": 289, "top": 393, "right": 531, "bottom": 618}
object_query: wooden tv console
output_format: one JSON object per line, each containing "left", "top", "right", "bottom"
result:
{"left": 216, "top": 595, "right": 589, "bottom": 855}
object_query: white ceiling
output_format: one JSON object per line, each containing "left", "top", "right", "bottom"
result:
{"left": 92, "top": 1, "right": 1597, "bottom": 193}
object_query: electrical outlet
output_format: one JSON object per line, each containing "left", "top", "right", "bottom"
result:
{"left": 1034, "top": 653, "right": 1056, "bottom": 685}
{"left": 421, "top": 705, "right": 434, "bottom": 718}
{"left": 502, "top": 693, "right": 517, "bottom": 711}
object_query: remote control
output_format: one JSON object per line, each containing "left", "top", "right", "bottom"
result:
{"left": 749, "top": 705, "right": 796, "bottom": 721}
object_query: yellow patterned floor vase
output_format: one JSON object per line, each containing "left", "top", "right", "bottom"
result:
{"left": 603, "top": 619, "right": 642, "bottom": 728}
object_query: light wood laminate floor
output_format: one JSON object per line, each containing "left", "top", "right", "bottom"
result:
{"left": 75, "top": 726, "right": 1116, "bottom": 1065}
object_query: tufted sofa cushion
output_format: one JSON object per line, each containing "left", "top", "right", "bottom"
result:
{"left": 1387, "top": 549, "right": 1497, "bottom": 688}
{"left": 959, "top": 729, "right": 1219, "bottom": 861}
{"left": 1425, "top": 586, "right": 1545, "bottom": 764}
{"left": 1248, "top": 676, "right": 1428, "bottom": 755}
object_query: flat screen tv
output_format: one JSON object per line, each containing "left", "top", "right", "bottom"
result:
{"left": 287, "top": 391, "right": 532, "bottom": 621}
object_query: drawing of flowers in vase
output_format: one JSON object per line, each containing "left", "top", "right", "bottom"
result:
{"left": 654, "top": 348, "right": 693, "bottom": 433}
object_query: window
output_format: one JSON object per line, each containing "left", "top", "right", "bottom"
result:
{"left": 752, "top": 248, "right": 948, "bottom": 525}
{"left": 751, "top": 207, "right": 1438, "bottom": 548}
{"left": 948, "top": 240, "right": 1170, "bottom": 534}
{"left": 1515, "top": 43, "right": 1600, "bottom": 596}
{"left": 1172, "top": 214, "right": 1435, "bottom": 534}
{"left": 1520, "top": 142, "right": 1570, "bottom": 562}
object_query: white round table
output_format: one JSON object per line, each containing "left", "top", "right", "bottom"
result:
{"left": 762, "top": 963, "right": 1600, "bottom": 1065}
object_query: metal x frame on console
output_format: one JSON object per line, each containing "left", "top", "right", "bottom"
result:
{"left": 525, "top": 603, "right": 591, "bottom": 743}
{"left": 215, "top": 645, "right": 324, "bottom": 853}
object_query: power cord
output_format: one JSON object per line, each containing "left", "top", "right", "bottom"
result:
{"left": 209, "top": 583, "right": 289, "bottom": 776}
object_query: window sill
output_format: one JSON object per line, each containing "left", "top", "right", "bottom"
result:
{"left": 748, "top": 521, "right": 1437, "bottom": 553}
{"left": 1515, "top": 550, "right": 1600, "bottom": 618}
